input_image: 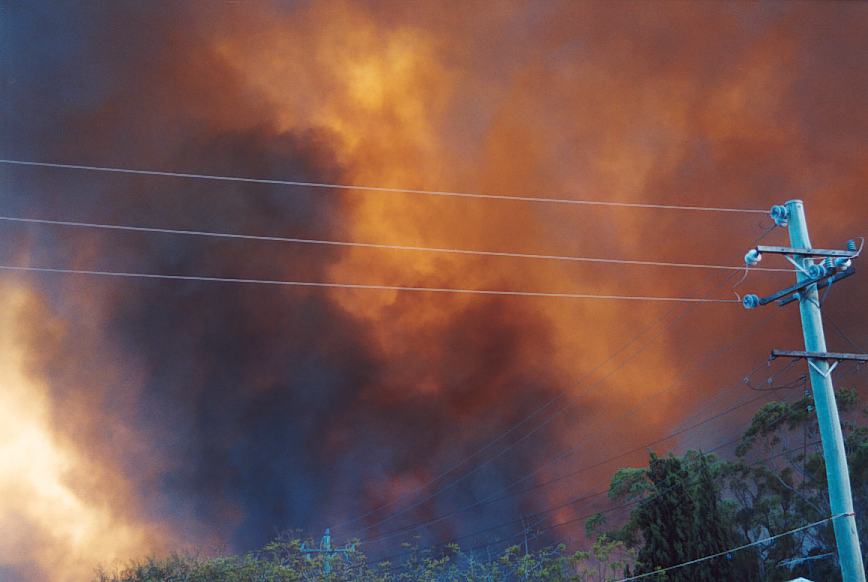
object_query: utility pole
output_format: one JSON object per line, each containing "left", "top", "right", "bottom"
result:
{"left": 521, "top": 516, "right": 530, "bottom": 581}
{"left": 301, "top": 528, "right": 355, "bottom": 577}
{"left": 742, "top": 199, "right": 865, "bottom": 582}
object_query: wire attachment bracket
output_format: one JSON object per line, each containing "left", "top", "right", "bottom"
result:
{"left": 740, "top": 206, "right": 860, "bottom": 311}
{"left": 770, "top": 349, "right": 868, "bottom": 378}
{"left": 741, "top": 267, "right": 855, "bottom": 309}
{"left": 754, "top": 244, "right": 860, "bottom": 259}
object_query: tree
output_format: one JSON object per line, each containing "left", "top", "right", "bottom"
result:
{"left": 633, "top": 453, "right": 694, "bottom": 580}
{"left": 96, "top": 388, "right": 867, "bottom": 582}
{"left": 600, "top": 385, "right": 867, "bottom": 582}
{"left": 718, "top": 387, "right": 867, "bottom": 581}
{"left": 607, "top": 451, "right": 748, "bottom": 581}
{"left": 689, "top": 452, "right": 737, "bottom": 581}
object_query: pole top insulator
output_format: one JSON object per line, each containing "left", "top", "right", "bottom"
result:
{"left": 770, "top": 205, "right": 789, "bottom": 227}
{"left": 745, "top": 249, "right": 762, "bottom": 266}
{"left": 742, "top": 294, "right": 760, "bottom": 309}
{"left": 835, "top": 257, "right": 853, "bottom": 270}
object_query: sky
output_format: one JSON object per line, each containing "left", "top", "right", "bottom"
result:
{"left": 1, "top": 1, "right": 868, "bottom": 580}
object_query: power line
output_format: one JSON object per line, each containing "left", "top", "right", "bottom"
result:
{"left": 0, "top": 215, "right": 764, "bottom": 544}
{"left": 508, "top": 370, "right": 868, "bottom": 556}
{"left": 372, "top": 435, "right": 825, "bottom": 574}
{"left": 0, "top": 215, "right": 793, "bottom": 272}
{"left": 466, "top": 316, "right": 766, "bottom": 496}
{"left": 334, "top": 232, "right": 774, "bottom": 531}
{"left": 520, "top": 374, "right": 862, "bottom": 579}
{"left": 345, "top": 299, "right": 728, "bottom": 539}
{"left": 497, "top": 381, "right": 774, "bottom": 503}
{"left": 362, "top": 367, "right": 862, "bottom": 569}
{"left": 337, "top": 255, "right": 768, "bottom": 537}
{"left": 346, "top": 308, "right": 758, "bottom": 542}
{"left": 356, "top": 429, "right": 824, "bottom": 574}
{"left": 514, "top": 364, "right": 864, "bottom": 549}
{"left": 354, "top": 321, "right": 783, "bottom": 545}
{"left": 4, "top": 255, "right": 725, "bottom": 544}
{"left": 826, "top": 313, "right": 866, "bottom": 353}
{"left": 0, "top": 159, "right": 769, "bottom": 213}
{"left": 357, "top": 380, "right": 779, "bottom": 547}
{"left": 352, "top": 308, "right": 856, "bottom": 569}
{"left": 482, "top": 434, "right": 818, "bottom": 556}
{"left": 357, "top": 312, "right": 830, "bottom": 554}
{"left": 0, "top": 264, "right": 740, "bottom": 302}
{"left": 527, "top": 367, "right": 861, "bottom": 542}
{"left": 614, "top": 514, "right": 847, "bottom": 582}
{"left": 331, "top": 281, "right": 708, "bottom": 534}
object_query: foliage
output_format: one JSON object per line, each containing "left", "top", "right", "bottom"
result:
{"left": 608, "top": 451, "right": 743, "bottom": 581}
{"left": 97, "top": 388, "right": 867, "bottom": 582}
{"left": 717, "top": 387, "right": 867, "bottom": 581}
{"left": 97, "top": 536, "right": 632, "bottom": 582}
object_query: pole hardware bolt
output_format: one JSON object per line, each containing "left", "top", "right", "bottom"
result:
{"left": 807, "top": 262, "right": 827, "bottom": 279}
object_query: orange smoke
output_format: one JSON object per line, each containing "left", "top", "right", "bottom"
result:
{"left": 4, "top": 1, "right": 868, "bottom": 576}
{"left": 205, "top": 0, "right": 866, "bottom": 530}
{"left": 212, "top": 0, "right": 758, "bottom": 433}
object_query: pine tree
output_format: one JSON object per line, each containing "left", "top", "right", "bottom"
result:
{"left": 634, "top": 453, "right": 694, "bottom": 581}
{"left": 690, "top": 452, "right": 735, "bottom": 581}
{"left": 632, "top": 452, "right": 746, "bottom": 581}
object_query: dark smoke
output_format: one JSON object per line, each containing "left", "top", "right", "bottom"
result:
{"left": 2, "top": 3, "right": 868, "bottom": 578}
{"left": 0, "top": 0, "right": 568, "bottom": 555}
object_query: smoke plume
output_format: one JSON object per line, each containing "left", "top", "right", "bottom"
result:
{"left": 1, "top": 2, "right": 867, "bottom": 579}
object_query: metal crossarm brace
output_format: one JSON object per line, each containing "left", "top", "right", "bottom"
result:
{"left": 770, "top": 350, "right": 868, "bottom": 362}
{"left": 752, "top": 267, "right": 855, "bottom": 306}
{"left": 777, "top": 267, "right": 856, "bottom": 306}
{"left": 770, "top": 350, "right": 868, "bottom": 378}
{"left": 771, "top": 349, "right": 861, "bottom": 379}
{"left": 755, "top": 244, "right": 859, "bottom": 258}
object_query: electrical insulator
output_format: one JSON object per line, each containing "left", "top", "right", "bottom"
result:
{"left": 835, "top": 257, "right": 852, "bottom": 270}
{"left": 742, "top": 294, "right": 760, "bottom": 309}
{"left": 744, "top": 249, "right": 762, "bottom": 266}
{"left": 847, "top": 239, "right": 858, "bottom": 252}
{"left": 770, "top": 205, "right": 789, "bottom": 227}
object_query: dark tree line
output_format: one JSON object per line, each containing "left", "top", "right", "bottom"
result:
{"left": 99, "top": 387, "right": 867, "bottom": 581}
{"left": 601, "top": 387, "right": 867, "bottom": 581}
